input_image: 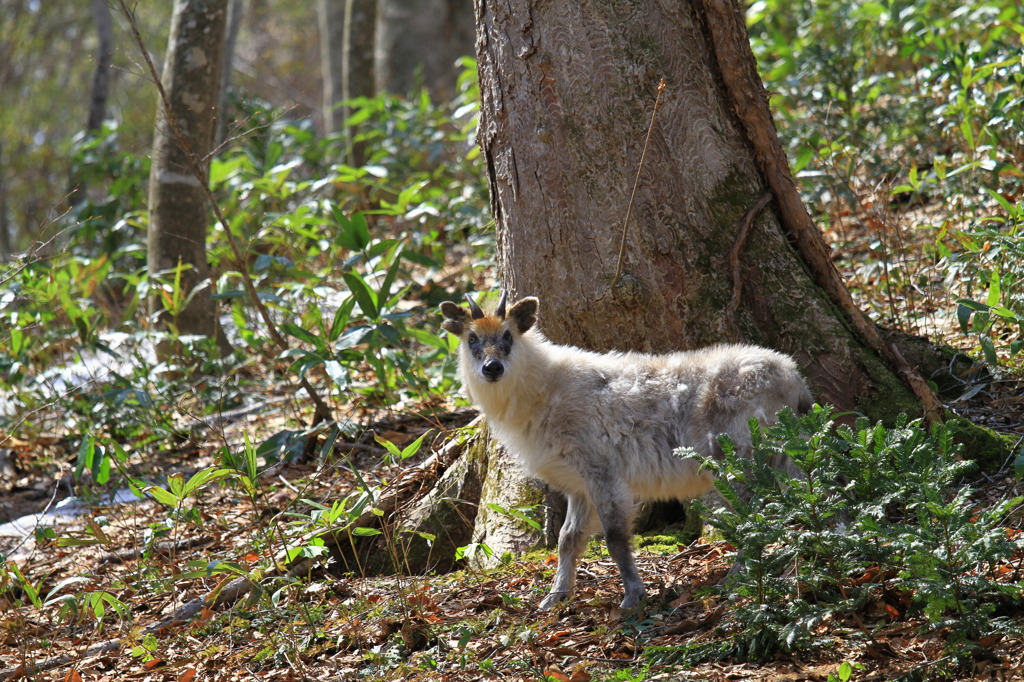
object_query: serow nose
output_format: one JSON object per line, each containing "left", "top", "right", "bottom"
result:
{"left": 482, "top": 360, "right": 504, "bottom": 381}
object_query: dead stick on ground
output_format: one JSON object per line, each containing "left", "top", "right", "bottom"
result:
{"left": 116, "top": 0, "right": 331, "bottom": 424}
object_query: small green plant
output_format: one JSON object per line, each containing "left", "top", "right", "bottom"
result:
{"left": 956, "top": 266, "right": 1024, "bottom": 367}
{"left": 749, "top": 0, "right": 1024, "bottom": 350}
{"left": 827, "top": 660, "right": 865, "bottom": 682}
{"left": 0, "top": 562, "right": 43, "bottom": 608}
{"left": 43, "top": 578, "right": 131, "bottom": 629}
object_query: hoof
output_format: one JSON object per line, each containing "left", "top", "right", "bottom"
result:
{"left": 538, "top": 591, "right": 569, "bottom": 610}
{"left": 619, "top": 591, "right": 646, "bottom": 610}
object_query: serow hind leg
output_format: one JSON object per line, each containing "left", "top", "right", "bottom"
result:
{"left": 593, "top": 483, "right": 645, "bottom": 609}
{"left": 539, "top": 493, "right": 597, "bottom": 610}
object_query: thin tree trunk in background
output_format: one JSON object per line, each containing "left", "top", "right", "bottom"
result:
{"left": 376, "top": 0, "right": 474, "bottom": 100}
{"left": 0, "top": 144, "right": 9, "bottom": 257}
{"left": 148, "top": 0, "right": 231, "bottom": 360}
{"left": 320, "top": 0, "right": 375, "bottom": 164}
{"left": 342, "top": 0, "right": 377, "bottom": 107}
{"left": 320, "top": 0, "right": 346, "bottom": 133}
{"left": 215, "top": 0, "right": 244, "bottom": 147}
{"left": 86, "top": 0, "right": 113, "bottom": 132}
{"left": 342, "top": 0, "right": 377, "bottom": 165}
{"left": 68, "top": 0, "right": 114, "bottom": 209}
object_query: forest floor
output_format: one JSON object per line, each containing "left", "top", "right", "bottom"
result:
{"left": 1, "top": 368, "right": 1023, "bottom": 681}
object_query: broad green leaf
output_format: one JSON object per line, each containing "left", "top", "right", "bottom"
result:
{"left": 374, "top": 433, "right": 405, "bottom": 459}
{"left": 984, "top": 188, "right": 1018, "bottom": 216}
{"left": 75, "top": 436, "right": 95, "bottom": 481}
{"left": 324, "top": 360, "right": 349, "bottom": 389}
{"left": 328, "top": 297, "right": 357, "bottom": 342}
{"left": 181, "top": 468, "right": 234, "bottom": 497}
{"left": 282, "top": 322, "right": 324, "bottom": 351}
{"left": 334, "top": 209, "right": 371, "bottom": 251}
{"left": 378, "top": 243, "right": 405, "bottom": 306}
{"left": 258, "top": 429, "right": 307, "bottom": 465}
{"left": 343, "top": 272, "right": 378, "bottom": 319}
{"left": 986, "top": 270, "right": 1001, "bottom": 308}
{"left": 401, "top": 432, "right": 430, "bottom": 459}
{"left": 145, "top": 485, "right": 181, "bottom": 508}
{"left": 959, "top": 119, "right": 975, "bottom": 150}
{"left": 979, "top": 335, "right": 998, "bottom": 365}
{"left": 43, "top": 576, "right": 93, "bottom": 604}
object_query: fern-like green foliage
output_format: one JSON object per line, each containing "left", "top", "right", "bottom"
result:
{"left": 668, "top": 406, "right": 1023, "bottom": 672}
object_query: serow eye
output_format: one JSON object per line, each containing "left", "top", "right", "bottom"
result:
{"left": 502, "top": 330, "right": 512, "bottom": 343}
{"left": 468, "top": 332, "right": 479, "bottom": 344}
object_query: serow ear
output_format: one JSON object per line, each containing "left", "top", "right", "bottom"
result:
{"left": 507, "top": 297, "right": 539, "bottom": 334}
{"left": 440, "top": 301, "right": 470, "bottom": 336}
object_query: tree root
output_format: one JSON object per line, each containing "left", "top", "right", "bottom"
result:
{"left": 701, "top": 0, "right": 942, "bottom": 421}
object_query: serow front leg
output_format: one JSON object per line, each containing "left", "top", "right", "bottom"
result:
{"left": 594, "top": 484, "right": 645, "bottom": 609}
{"left": 539, "top": 492, "right": 596, "bottom": 610}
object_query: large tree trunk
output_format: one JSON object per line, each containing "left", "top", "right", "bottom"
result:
{"left": 353, "top": 0, "right": 944, "bottom": 576}
{"left": 147, "top": 0, "right": 231, "bottom": 360}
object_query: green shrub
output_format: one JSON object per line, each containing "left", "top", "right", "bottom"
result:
{"left": 655, "top": 406, "right": 1024, "bottom": 674}
{"left": 749, "top": 0, "right": 1024, "bottom": 367}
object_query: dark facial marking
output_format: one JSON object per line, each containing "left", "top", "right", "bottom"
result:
{"left": 467, "top": 328, "right": 513, "bottom": 361}
{"left": 467, "top": 332, "right": 483, "bottom": 360}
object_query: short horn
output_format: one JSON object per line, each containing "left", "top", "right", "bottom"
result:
{"left": 465, "top": 293, "right": 485, "bottom": 319}
{"left": 495, "top": 291, "right": 509, "bottom": 319}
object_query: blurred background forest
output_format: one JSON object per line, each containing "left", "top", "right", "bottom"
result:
{"left": 1, "top": 0, "right": 1024, "bottom": 679}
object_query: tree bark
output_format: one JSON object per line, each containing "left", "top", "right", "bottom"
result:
{"left": 357, "top": 0, "right": 945, "bottom": 577}
{"left": 460, "top": 0, "right": 939, "bottom": 563}
{"left": 67, "top": 0, "right": 115, "bottom": 209}
{"left": 86, "top": 0, "right": 114, "bottom": 134}
{"left": 320, "top": 0, "right": 348, "bottom": 132}
{"left": 147, "top": 0, "right": 231, "bottom": 359}
{"left": 0, "top": 142, "right": 9, "bottom": 257}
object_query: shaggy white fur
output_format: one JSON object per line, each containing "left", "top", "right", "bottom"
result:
{"left": 441, "top": 294, "right": 812, "bottom": 610}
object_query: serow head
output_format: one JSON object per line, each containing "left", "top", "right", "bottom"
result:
{"left": 440, "top": 292, "right": 539, "bottom": 383}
